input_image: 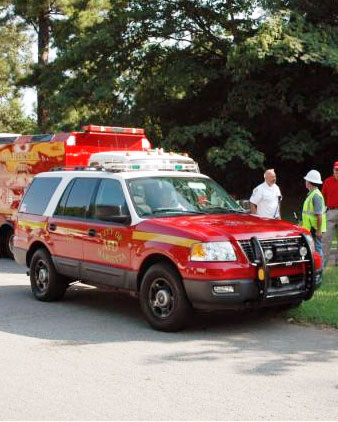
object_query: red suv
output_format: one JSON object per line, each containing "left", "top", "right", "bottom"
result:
{"left": 14, "top": 166, "right": 322, "bottom": 331}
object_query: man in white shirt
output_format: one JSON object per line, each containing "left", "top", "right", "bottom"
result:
{"left": 250, "top": 169, "right": 282, "bottom": 219}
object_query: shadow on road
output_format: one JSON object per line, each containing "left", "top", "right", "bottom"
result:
{"left": 0, "top": 279, "right": 337, "bottom": 377}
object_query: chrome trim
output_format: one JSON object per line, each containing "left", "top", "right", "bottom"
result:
{"left": 266, "top": 259, "right": 310, "bottom": 267}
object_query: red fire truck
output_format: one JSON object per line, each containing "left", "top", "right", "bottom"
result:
{"left": 0, "top": 125, "right": 152, "bottom": 257}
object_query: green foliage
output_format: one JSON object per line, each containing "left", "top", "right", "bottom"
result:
{"left": 279, "top": 130, "right": 317, "bottom": 162}
{"left": 207, "top": 123, "right": 265, "bottom": 169}
{"left": 226, "top": 10, "right": 338, "bottom": 173}
{"left": 166, "top": 118, "right": 264, "bottom": 169}
{"left": 1, "top": 0, "right": 338, "bottom": 196}
{"left": 0, "top": 21, "right": 35, "bottom": 132}
{"left": 289, "top": 266, "right": 338, "bottom": 329}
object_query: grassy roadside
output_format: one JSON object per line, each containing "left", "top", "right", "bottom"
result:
{"left": 288, "top": 265, "right": 338, "bottom": 329}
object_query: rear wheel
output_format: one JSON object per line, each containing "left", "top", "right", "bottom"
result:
{"left": 30, "top": 249, "right": 67, "bottom": 301}
{"left": 140, "top": 263, "right": 192, "bottom": 332}
{"left": 0, "top": 227, "right": 14, "bottom": 259}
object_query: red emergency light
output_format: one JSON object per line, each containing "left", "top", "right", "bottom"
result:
{"left": 83, "top": 125, "right": 145, "bottom": 135}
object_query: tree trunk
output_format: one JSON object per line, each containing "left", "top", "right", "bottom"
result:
{"left": 37, "top": 6, "right": 50, "bottom": 131}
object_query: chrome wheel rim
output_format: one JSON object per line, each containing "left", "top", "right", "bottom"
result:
{"left": 35, "top": 260, "right": 49, "bottom": 292}
{"left": 148, "top": 278, "right": 174, "bottom": 319}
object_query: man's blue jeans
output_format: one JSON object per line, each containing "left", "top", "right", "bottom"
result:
{"left": 313, "top": 235, "right": 324, "bottom": 269}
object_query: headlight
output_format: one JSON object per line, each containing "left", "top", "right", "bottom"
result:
{"left": 190, "top": 242, "right": 237, "bottom": 262}
{"left": 304, "top": 234, "right": 315, "bottom": 253}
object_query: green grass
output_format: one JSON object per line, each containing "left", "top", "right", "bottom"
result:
{"left": 288, "top": 265, "right": 338, "bottom": 328}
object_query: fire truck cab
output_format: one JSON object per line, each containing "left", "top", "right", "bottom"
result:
{"left": 14, "top": 149, "right": 322, "bottom": 331}
{"left": 0, "top": 125, "right": 151, "bottom": 258}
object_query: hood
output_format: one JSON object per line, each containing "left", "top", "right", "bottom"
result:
{"left": 136, "top": 213, "right": 306, "bottom": 242}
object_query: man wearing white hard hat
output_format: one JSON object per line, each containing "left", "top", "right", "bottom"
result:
{"left": 301, "top": 169, "right": 327, "bottom": 260}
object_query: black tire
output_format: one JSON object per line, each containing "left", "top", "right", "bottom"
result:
{"left": 0, "top": 227, "right": 14, "bottom": 259}
{"left": 140, "top": 263, "right": 192, "bottom": 332}
{"left": 30, "top": 249, "right": 67, "bottom": 302}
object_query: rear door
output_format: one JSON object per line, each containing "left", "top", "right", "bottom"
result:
{"left": 48, "top": 177, "right": 99, "bottom": 279}
{"left": 81, "top": 178, "right": 134, "bottom": 289}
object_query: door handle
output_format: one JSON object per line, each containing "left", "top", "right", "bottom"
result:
{"left": 88, "top": 228, "right": 96, "bottom": 237}
{"left": 49, "top": 223, "right": 56, "bottom": 231}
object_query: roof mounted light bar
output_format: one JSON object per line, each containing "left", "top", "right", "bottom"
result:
{"left": 83, "top": 125, "right": 145, "bottom": 135}
{"left": 89, "top": 150, "right": 200, "bottom": 173}
{"left": 97, "top": 162, "right": 199, "bottom": 173}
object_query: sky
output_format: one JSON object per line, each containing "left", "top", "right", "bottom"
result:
{"left": 23, "top": 88, "right": 36, "bottom": 116}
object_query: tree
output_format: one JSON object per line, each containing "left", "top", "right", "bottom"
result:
{"left": 0, "top": 20, "right": 35, "bottom": 133}
{"left": 2, "top": 0, "right": 334, "bottom": 198}
{"left": 24, "top": 1, "right": 270, "bottom": 191}
{"left": 227, "top": 10, "right": 338, "bottom": 189}
{"left": 1, "top": 0, "right": 73, "bottom": 130}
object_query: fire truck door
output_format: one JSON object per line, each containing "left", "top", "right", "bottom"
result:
{"left": 48, "top": 177, "right": 99, "bottom": 279}
{"left": 81, "top": 178, "right": 132, "bottom": 289}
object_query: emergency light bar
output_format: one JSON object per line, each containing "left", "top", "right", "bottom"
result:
{"left": 89, "top": 150, "right": 199, "bottom": 173}
{"left": 83, "top": 125, "right": 145, "bottom": 135}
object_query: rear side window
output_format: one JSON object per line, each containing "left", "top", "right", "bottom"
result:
{"left": 19, "top": 177, "right": 61, "bottom": 215}
{"left": 62, "top": 178, "right": 98, "bottom": 218}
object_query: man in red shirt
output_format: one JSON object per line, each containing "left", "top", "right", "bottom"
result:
{"left": 322, "top": 161, "right": 338, "bottom": 265}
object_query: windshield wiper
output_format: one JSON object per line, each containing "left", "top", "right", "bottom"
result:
{"left": 204, "top": 206, "right": 247, "bottom": 214}
{"left": 151, "top": 208, "right": 204, "bottom": 215}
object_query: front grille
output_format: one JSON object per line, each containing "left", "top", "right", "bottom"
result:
{"left": 239, "top": 240, "right": 255, "bottom": 262}
{"left": 239, "top": 236, "right": 307, "bottom": 264}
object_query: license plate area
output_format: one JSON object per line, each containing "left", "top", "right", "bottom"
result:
{"left": 267, "top": 274, "right": 305, "bottom": 297}
{"left": 279, "top": 276, "right": 290, "bottom": 285}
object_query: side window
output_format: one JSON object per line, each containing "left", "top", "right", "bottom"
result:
{"left": 62, "top": 178, "right": 98, "bottom": 218}
{"left": 91, "top": 179, "right": 129, "bottom": 221}
{"left": 19, "top": 177, "right": 61, "bottom": 215}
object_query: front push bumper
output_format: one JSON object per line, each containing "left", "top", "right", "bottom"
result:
{"left": 183, "top": 278, "right": 308, "bottom": 311}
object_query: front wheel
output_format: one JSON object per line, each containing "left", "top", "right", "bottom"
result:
{"left": 140, "top": 263, "right": 192, "bottom": 332}
{"left": 30, "top": 249, "right": 67, "bottom": 301}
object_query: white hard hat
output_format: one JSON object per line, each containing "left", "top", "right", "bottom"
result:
{"left": 304, "top": 169, "right": 322, "bottom": 184}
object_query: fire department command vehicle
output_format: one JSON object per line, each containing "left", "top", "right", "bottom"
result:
{"left": 11, "top": 126, "right": 322, "bottom": 331}
{"left": 0, "top": 125, "right": 151, "bottom": 257}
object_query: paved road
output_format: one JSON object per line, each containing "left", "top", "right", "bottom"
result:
{"left": 0, "top": 258, "right": 338, "bottom": 420}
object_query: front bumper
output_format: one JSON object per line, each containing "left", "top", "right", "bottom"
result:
{"left": 183, "top": 276, "right": 309, "bottom": 311}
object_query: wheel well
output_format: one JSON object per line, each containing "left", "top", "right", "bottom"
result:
{"left": 27, "top": 242, "right": 50, "bottom": 267}
{"left": 0, "top": 223, "right": 13, "bottom": 237}
{"left": 0, "top": 224, "right": 14, "bottom": 250}
{"left": 137, "top": 254, "right": 181, "bottom": 291}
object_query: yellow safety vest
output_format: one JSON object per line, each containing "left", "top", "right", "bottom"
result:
{"left": 302, "top": 188, "right": 327, "bottom": 233}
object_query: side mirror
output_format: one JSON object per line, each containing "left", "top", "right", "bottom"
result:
{"left": 238, "top": 199, "right": 250, "bottom": 212}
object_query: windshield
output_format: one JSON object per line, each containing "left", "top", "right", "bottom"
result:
{"left": 127, "top": 176, "right": 244, "bottom": 217}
